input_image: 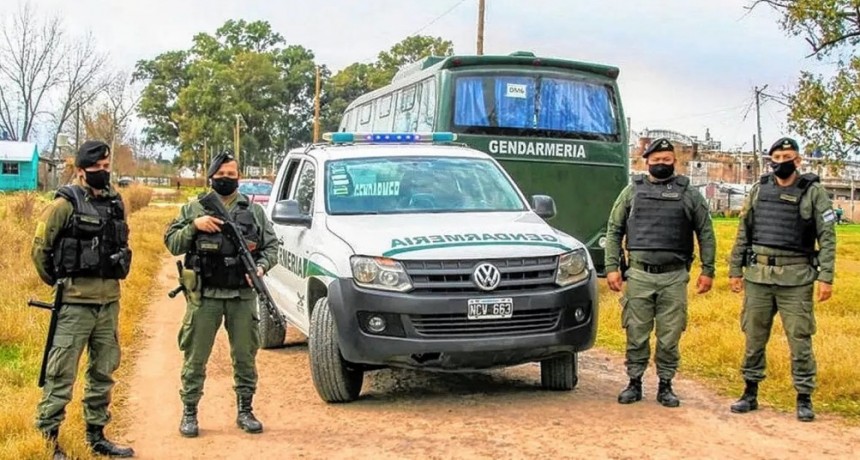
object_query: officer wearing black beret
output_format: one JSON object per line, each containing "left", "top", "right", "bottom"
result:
{"left": 729, "top": 135, "right": 836, "bottom": 421}
{"left": 605, "top": 137, "right": 716, "bottom": 408}
{"left": 30, "top": 139, "right": 135, "bottom": 458}
{"left": 164, "top": 149, "right": 278, "bottom": 437}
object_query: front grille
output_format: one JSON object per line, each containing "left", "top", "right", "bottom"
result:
{"left": 403, "top": 256, "right": 558, "bottom": 294}
{"left": 410, "top": 308, "right": 561, "bottom": 337}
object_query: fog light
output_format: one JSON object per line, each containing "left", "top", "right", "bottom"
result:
{"left": 574, "top": 308, "right": 586, "bottom": 322}
{"left": 598, "top": 236, "right": 607, "bottom": 248}
{"left": 367, "top": 315, "right": 386, "bottom": 333}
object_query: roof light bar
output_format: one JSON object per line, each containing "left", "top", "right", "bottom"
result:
{"left": 322, "top": 132, "right": 457, "bottom": 144}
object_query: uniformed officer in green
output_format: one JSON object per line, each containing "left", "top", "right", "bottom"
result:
{"left": 31, "top": 140, "right": 135, "bottom": 458}
{"left": 605, "top": 138, "right": 716, "bottom": 407}
{"left": 728, "top": 137, "right": 835, "bottom": 422}
{"left": 164, "top": 152, "right": 278, "bottom": 437}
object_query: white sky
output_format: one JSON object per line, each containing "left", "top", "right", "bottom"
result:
{"left": 19, "top": 0, "right": 838, "bottom": 154}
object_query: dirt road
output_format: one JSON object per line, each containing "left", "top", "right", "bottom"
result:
{"left": 120, "top": 259, "right": 860, "bottom": 459}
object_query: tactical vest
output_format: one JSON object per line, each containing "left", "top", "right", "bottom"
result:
{"left": 751, "top": 173, "right": 818, "bottom": 254}
{"left": 625, "top": 175, "right": 694, "bottom": 257}
{"left": 185, "top": 196, "right": 261, "bottom": 289}
{"left": 52, "top": 185, "right": 132, "bottom": 280}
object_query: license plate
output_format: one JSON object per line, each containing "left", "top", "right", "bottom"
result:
{"left": 467, "top": 298, "right": 513, "bottom": 320}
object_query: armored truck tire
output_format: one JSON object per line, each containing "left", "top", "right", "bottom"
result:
{"left": 309, "top": 297, "right": 364, "bottom": 403}
{"left": 540, "top": 352, "right": 578, "bottom": 391}
{"left": 257, "top": 297, "right": 286, "bottom": 349}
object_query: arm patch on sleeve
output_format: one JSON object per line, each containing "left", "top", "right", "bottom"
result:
{"left": 822, "top": 209, "right": 836, "bottom": 223}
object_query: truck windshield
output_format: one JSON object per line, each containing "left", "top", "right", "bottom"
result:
{"left": 452, "top": 73, "right": 619, "bottom": 141}
{"left": 325, "top": 156, "right": 526, "bottom": 215}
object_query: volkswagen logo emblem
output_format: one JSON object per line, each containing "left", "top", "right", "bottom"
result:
{"left": 473, "top": 263, "right": 501, "bottom": 291}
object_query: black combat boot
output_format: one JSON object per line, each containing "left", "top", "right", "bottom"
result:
{"left": 797, "top": 393, "right": 815, "bottom": 422}
{"left": 179, "top": 403, "right": 199, "bottom": 438}
{"left": 617, "top": 377, "right": 643, "bottom": 404}
{"left": 236, "top": 395, "right": 263, "bottom": 433}
{"left": 657, "top": 379, "right": 680, "bottom": 408}
{"left": 43, "top": 428, "right": 68, "bottom": 460}
{"left": 86, "top": 424, "right": 135, "bottom": 457}
{"left": 730, "top": 380, "right": 759, "bottom": 413}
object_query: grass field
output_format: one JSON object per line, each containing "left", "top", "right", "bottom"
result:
{"left": 597, "top": 219, "right": 860, "bottom": 419}
{"left": 0, "top": 191, "right": 177, "bottom": 460}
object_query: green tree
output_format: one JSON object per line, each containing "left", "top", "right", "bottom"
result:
{"left": 133, "top": 20, "right": 319, "bottom": 168}
{"left": 753, "top": 0, "right": 860, "bottom": 158}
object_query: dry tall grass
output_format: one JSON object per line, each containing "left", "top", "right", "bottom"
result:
{"left": 0, "top": 192, "right": 175, "bottom": 460}
{"left": 598, "top": 219, "right": 860, "bottom": 419}
{"left": 122, "top": 184, "right": 154, "bottom": 213}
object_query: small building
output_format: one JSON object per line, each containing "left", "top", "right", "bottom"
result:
{"left": 0, "top": 140, "right": 39, "bottom": 191}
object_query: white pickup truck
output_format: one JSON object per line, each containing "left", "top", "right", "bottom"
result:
{"left": 260, "top": 132, "right": 598, "bottom": 403}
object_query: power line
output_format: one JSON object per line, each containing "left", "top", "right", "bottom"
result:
{"left": 354, "top": 0, "right": 469, "bottom": 65}
{"left": 409, "top": 0, "right": 469, "bottom": 37}
{"left": 640, "top": 101, "right": 751, "bottom": 125}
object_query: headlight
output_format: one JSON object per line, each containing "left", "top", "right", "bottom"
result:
{"left": 350, "top": 256, "right": 412, "bottom": 292}
{"left": 556, "top": 249, "right": 589, "bottom": 286}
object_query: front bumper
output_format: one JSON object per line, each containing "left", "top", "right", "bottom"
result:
{"left": 325, "top": 273, "right": 599, "bottom": 371}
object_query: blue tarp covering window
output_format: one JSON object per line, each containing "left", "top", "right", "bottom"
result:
{"left": 538, "top": 78, "right": 614, "bottom": 134}
{"left": 453, "top": 73, "right": 618, "bottom": 138}
{"left": 454, "top": 77, "right": 489, "bottom": 126}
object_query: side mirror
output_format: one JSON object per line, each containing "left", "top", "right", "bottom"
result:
{"left": 531, "top": 195, "right": 556, "bottom": 220}
{"left": 271, "top": 199, "right": 312, "bottom": 227}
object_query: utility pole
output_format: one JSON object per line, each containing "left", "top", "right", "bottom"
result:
{"left": 754, "top": 85, "right": 767, "bottom": 176}
{"left": 203, "top": 139, "right": 208, "bottom": 180}
{"left": 477, "top": 0, "right": 486, "bottom": 55}
{"left": 234, "top": 114, "right": 241, "bottom": 168}
{"left": 75, "top": 103, "right": 81, "bottom": 150}
{"left": 313, "top": 65, "right": 321, "bottom": 142}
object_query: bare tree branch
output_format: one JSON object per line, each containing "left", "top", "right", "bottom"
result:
{"left": 0, "top": 2, "right": 64, "bottom": 141}
{"left": 50, "top": 30, "right": 108, "bottom": 155}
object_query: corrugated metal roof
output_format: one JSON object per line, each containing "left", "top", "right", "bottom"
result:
{"left": 0, "top": 140, "right": 38, "bottom": 161}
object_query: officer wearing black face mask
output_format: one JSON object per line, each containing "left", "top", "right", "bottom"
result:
{"left": 163, "top": 151, "right": 278, "bottom": 438}
{"left": 728, "top": 137, "right": 836, "bottom": 422}
{"left": 604, "top": 138, "right": 716, "bottom": 408}
{"left": 30, "top": 140, "right": 135, "bottom": 459}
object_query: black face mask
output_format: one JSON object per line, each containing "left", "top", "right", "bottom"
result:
{"left": 84, "top": 170, "right": 110, "bottom": 190}
{"left": 771, "top": 159, "right": 797, "bottom": 179}
{"left": 648, "top": 163, "right": 674, "bottom": 180}
{"left": 211, "top": 177, "right": 239, "bottom": 196}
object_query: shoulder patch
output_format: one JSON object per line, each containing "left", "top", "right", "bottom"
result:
{"left": 822, "top": 209, "right": 836, "bottom": 224}
{"left": 33, "top": 221, "right": 47, "bottom": 245}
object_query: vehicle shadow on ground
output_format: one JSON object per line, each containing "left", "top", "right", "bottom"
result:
{"left": 353, "top": 365, "right": 569, "bottom": 406}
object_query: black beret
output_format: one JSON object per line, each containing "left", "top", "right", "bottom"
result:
{"left": 767, "top": 137, "right": 799, "bottom": 155}
{"left": 207, "top": 151, "right": 236, "bottom": 178}
{"left": 643, "top": 138, "right": 674, "bottom": 157}
{"left": 75, "top": 140, "right": 110, "bottom": 168}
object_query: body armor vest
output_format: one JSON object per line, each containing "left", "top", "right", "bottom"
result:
{"left": 52, "top": 185, "right": 132, "bottom": 280}
{"left": 751, "top": 173, "right": 818, "bottom": 254}
{"left": 185, "top": 196, "right": 261, "bottom": 289}
{"left": 625, "top": 175, "right": 694, "bottom": 258}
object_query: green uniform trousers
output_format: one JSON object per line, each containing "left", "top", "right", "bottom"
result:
{"left": 741, "top": 281, "right": 816, "bottom": 394}
{"left": 622, "top": 268, "right": 689, "bottom": 380}
{"left": 178, "top": 296, "right": 260, "bottom": 405}
{"left": 35, "top": 302, "right": 121, "bottom": 433}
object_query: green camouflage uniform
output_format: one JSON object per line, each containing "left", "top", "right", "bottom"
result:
{"left": 729, "top": 177, "right": 835, "bottom": 394}
{"left": 164, "top": 192, "right": 278, "bottom": 405}
{"left": 605, "top": 176, "right": 716, "bottom": 380}
{"left": 30, "top": 182, "right": 125, "bottom": 433}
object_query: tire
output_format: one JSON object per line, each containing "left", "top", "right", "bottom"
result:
{"left": 540, "top": 352, "right": 578, "bottom": 391}
{"left": 257, "top": 297, "right": 286, "bottom": 349}
{"left": 308, "top": 297, "right": 363, "bottom": 403}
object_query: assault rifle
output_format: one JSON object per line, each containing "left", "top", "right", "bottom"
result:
{"left": 199, "top": 192, "right": 286, "bottom": 328}
{"left": 28, "top": 281, "right": 65, "bottom": 387}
